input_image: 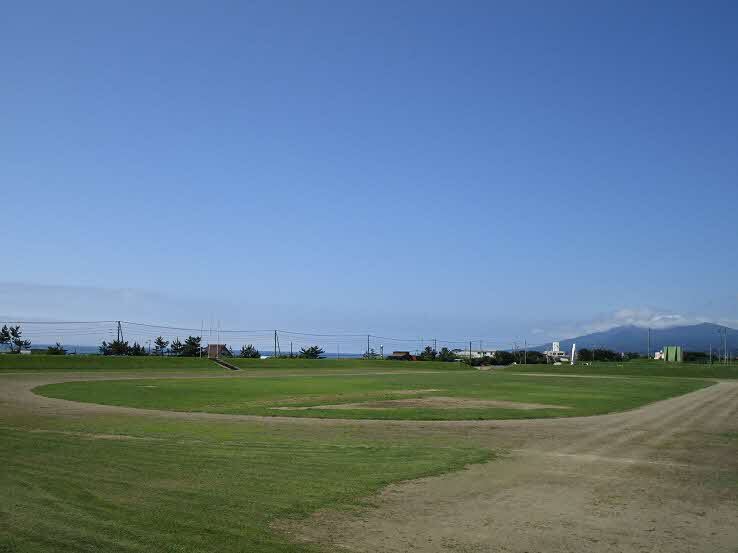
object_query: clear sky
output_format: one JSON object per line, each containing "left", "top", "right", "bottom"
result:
{"left": 2, "top": 0, "right": 737, "bottom": 346}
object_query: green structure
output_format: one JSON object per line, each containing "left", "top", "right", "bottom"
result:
{"left": 663, "top": 345, "right": 683, "bottom": 363}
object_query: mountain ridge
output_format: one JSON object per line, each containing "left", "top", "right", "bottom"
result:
{"left": 532, "top": 322, "right": 737, "bottom": 354}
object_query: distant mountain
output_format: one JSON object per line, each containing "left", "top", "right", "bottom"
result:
{"left": 532, "top": 323, "right": 738, "bottom": 354}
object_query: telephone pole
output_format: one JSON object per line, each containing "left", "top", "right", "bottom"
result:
{"left": 116, "top": 321, "right": 123, "bottom": 342}
{"left": 524, "top": 339, "right": 527, "bottom": 365}
{"left": 647, "top": 328, "right": 651, "bottom": 359}
{"left": 274, "top": 330, "right": 277, "bottom": 358}
{"left": 724, "top": 328, "right": 728, "bottom": 364}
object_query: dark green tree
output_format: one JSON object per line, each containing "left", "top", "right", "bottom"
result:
{"left": 492, "top": 350, "right": 515, "bottom": 365}
{"left": 299, "top": 345, "right": 325, "bottom": 359}
{"left": 219, "top": 345, "right": 234, "bottom": 358}
{"left": 240, "top": 344, "right": 260, "bottom": 358}
{"left": 153, "top": 336, "right": 169, "bottom": 356}
{"left": 363, "top": 348, "right": 379, "bottom": 360}
{"left": 0, "top": 325, "right": 10, "bottom": 351}
{"left": 181, "top": 336, "right": 202, "bottom": 357}
{"left": 47, "top": 342, "right": 67, "bottom": 355}
{"left": 6, "top": 325, "right": 31, "bottom": 353}
{"left": 99, "top": 339, "right": 130, "bottom": 355}
{"left": 170, "top": 338, "right": 184, "bottom": 356}
{"left": 437, "top": 347, "right": 457, "bottom": 362}
{"left": 419, "top": 346, "right": 437, "bottom": 361}
{"left": 129, "top": 342, "right": 148, "bottom": 356}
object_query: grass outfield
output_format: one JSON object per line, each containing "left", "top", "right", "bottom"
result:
{"left": 36, "top": 372, "right": 710, "bottom": 421}
{"left": 501, "top": 359, "right": 738, "bottom": 379}
{"left": 0, "top": 409, "right": 490, "bottom": 553}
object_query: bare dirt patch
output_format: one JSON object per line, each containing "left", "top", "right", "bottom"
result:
{"left": 271, "top": 396, "right": 569, "bottom": 411}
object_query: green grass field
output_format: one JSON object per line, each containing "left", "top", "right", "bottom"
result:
{"left": 502, "top": 359, "right": 738, "bottom": 379}
{"left": 0, "top": 354, "right": 215, "bottom": 371}
{"left": 0, "top": 410, "right": 490, "bottom": 552}
{"left": 0, "top": 357, "right": 722, "bottom": 552}
{"left": 36, "top": 371, "right": 710, "bottom": 420}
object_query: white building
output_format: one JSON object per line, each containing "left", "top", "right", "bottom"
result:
{"left": 544, "top": 341, "right": 569, "bottom": 363}
{"left": 453, "top": 349, "right": 496, "bottom": 359}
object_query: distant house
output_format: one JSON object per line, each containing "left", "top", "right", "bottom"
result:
{"left": 387, "top": 351, "right": 416, "bottom": 361}
{"left": 206, "top": 344, "right": 229, "bottom": 359}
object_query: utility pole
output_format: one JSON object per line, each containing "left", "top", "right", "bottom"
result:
{"left": 367, "top": 335, "right": 370, "bottom": 357}
{"left": 274, "top": 330, "right": 277, "bottom": 358}
{"left": 469, "top": 341, "right": 472, "bottom": 364}
{"left": 524, "top": 339, "right": 527, "bottom": 365}
{"left": 710, "top": 344, "right": 712, "bottom": 365}
{"left": 116, "top": 321, "right": 123, "bottom": 342}
{"left": 723, "top": 327, "right": 730, "bottom": 365}
{"left": 337, "top": 344, "right": 340, "bottom": 360}
{"left": 200, "top": 320, "right": 203, "bottom": 358}
{"left": 724, "top": 328, "right": 728, "bottom": 365}
{"left": 290, "top": 341, "right": 293, "bottom": 358}
{"left": 647, "top": 328, "right": 651, "bottom": 360}
{"left": 433, "top": 338, "right": 437, "bottom": 352}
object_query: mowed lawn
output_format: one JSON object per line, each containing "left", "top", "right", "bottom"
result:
{"left": 501, "top": 359, "right": 738, "bottom": 379}
{"left": 0, "top": 412, "right": 490, "bottom": 553}
{"left": 36, "top": 371, "right": 711, "bottom": 420}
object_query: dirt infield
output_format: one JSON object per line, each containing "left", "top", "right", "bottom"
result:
{"left": 1, "top": 371, "right": 736, "bottom": 552}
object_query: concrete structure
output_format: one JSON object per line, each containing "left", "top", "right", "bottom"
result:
{"left": 544, "top": 341, "right": 569, "bottom": 363}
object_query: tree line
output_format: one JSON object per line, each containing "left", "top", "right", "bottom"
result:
{"left": 0, "top": 325, "right": 31, "bottom": 353}
{"left": 98, "top": 336, "right": 326, "bottom": 359}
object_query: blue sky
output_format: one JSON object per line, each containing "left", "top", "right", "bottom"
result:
{"left": 2, "top": 0, "right": 737, "bottom": 346}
